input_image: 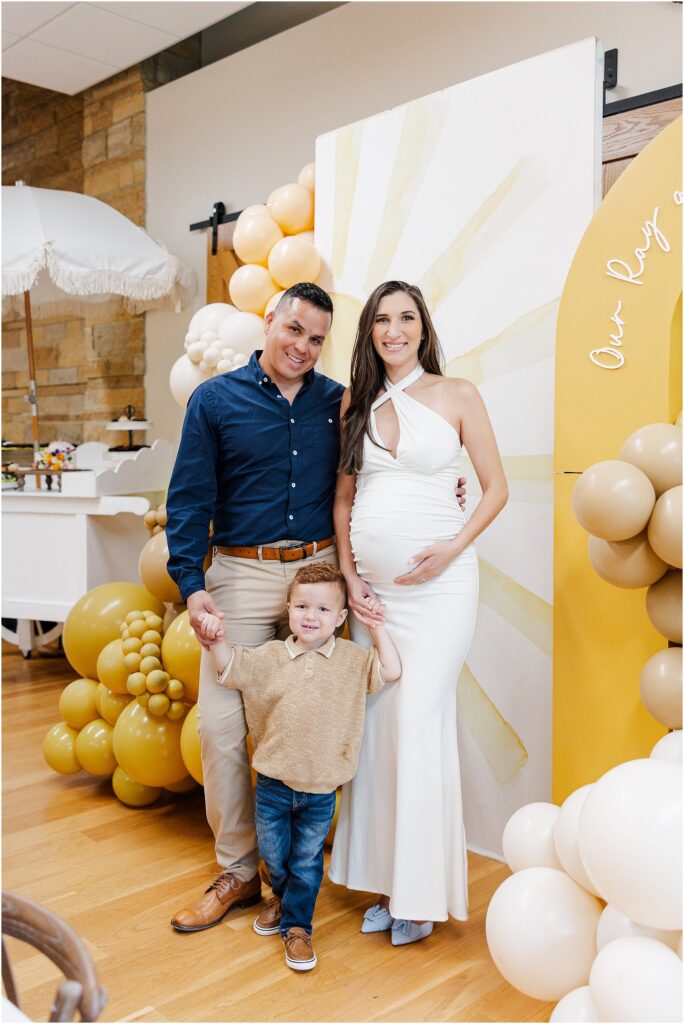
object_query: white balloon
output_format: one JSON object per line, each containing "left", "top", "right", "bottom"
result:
{"left": 169, "top": 355, "right": 209, "bottom": 409}
{"left": 202, "top": 347, "right": 220, "bottom": 368}
{"left": 200, "top": 330, "right": 218, "bottom": 344}
{"left": 578, "top": 759, "right": 682, "bottom": 930}
{"left": 215, "top": 359, "right": 232, "bottom": 374}
{"left": 677, "top": 934, "right": 682, "bottom": 958}
{"left": 217, "top": 311, "right": 265, "bottom": 358}
{"left": 650, "top": 730, "right": 682, "bottom": 763}
{"left": 232, "top": 352, "right": 248, "bottom": 368}
{"left": 502, "top": 802, "right": 563, "bottom": 872}
{"left": 597, "top": 904, "right": 681, "bottom": 953}
{"left": 186, "top": 340, "right": 206, "bottom": 363}
{"left": 185, "top": 328, "right": 200, "bottom": 345}
{"left": 550, "top": 986, "right": 598, "bottom": 1022}
{"left": 220, "top": 347, "right": 235, "bottom": 359}
{"left": 589, "top": 936, "right": 682, "bottom": 1022}
{"left": 198, "top": 360, "right": 208, "bottom": 372}
{"left": 486, "top": 867, "right": 602, "bottom": 1001}
{"left": 554, "top": 785, "right": 601, "bottom": 896}
{"left": 188, "top": 302, "right": 236, "bottom": 335}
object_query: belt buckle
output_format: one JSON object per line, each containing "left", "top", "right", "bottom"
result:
{"left": 279, "top": 542, "right": 307, "bottom": 562}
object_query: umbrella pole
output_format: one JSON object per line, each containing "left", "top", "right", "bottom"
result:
{"left": 23, "top": 290, "right": 40, "bottom": 465}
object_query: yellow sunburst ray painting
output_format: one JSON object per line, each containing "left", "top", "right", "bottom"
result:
{"left": 315, "top": 38, "right": 603, "bottom": 857}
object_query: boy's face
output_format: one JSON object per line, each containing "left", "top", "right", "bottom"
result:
{"left": 287, "top": 581, "right": 347, "bottom": 647}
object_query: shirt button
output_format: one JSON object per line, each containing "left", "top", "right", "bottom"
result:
{"left": 290, "top": 418, "right": 295, "bottom": 423}
{"left": 292, "top": 450, "right": 298, "bottom": 455}
{"left": 288, "top": 515, "right": 294, "bottom": 520}
{"left": 328, "top": 418, "right": 333, "bottom": 423}
{"left": 263, "top": 377, "right": 268, "bottom": 382}
{"left": 291, "top": 482, "right": 296, "bottom": 488}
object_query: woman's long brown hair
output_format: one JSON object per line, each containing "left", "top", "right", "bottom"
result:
{"left": 339, "top": 281, "right": 444, "bottom": 474}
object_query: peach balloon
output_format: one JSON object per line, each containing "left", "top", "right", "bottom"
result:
{"left": 264, "top": 290, "right": 286, "bottom": 319}
{"left": 640, "top": 647, "right": 682, "bottom": 729}
{"left": 269, "top": 183, "right": 314, "bottom": 234}
{"left": 236, "top": 204, "right": 272, "bottom": 224}
{"left": 620, "top": 423, "right": 682, "bottom": 496}
{"left": 588, "top": 531, "right": 668, "bottom": 589}
{"left": 228, "top": 264, "right": 278, "bottom": 316}
{"left": 572, "top": 461, "right": 655, "bottom": 541}
{"left": 297, "top": 162, "right": 316, "bottom": 192}
{"left": 138, "top": 530, "right": 182, "bottom": 605}
{"left": 647, "top": 486, "right": 682, "bottom": 569}
{"left": 646, "top": 569, "right": 682, "bottom": 643}
{"left": 233, "top": 215, "right": 283, "bottom": 267}
{"left": 268, "top": 236, "right": 321, "bottom": 290}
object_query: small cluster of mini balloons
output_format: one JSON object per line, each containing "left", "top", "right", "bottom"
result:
{"left": 169, "top": 161, "right": 320, "bottom": 410}
{"left": 485, "top": 415, "right": 682, "bottom": 1022}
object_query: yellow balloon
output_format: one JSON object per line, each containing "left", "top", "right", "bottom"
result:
{"left": 228, "top": 264, "right": 278, "bottom": 316}
{"left": 163, "top": 604, "right": 185, "bottom": 632}
{"left": 620, "top": 423, "right": 682, "bottom": 496}
{"left": 148, "top": 693, "right": 170, "bottom": 717}
{"left": 588, "top": 531, "right": 668, "bottom": 589}
{"left": 297, "top": 162, "right": 315, "bottom": 193}
{"left": 113, "top": 700, "right": 187, "bottom": 787}
{"left": 43, "top": 723, "right": 81, "bottom": 774}
{"left": 165, "top": 775, "right": 198, "bottom": 794}
{"left": 167, "top": 700, "right": 186, "bottom": 721}
{"left": 647, "top": 486, "right": 682, "bottom": 569}
{"left": 166, "top": 679, "right": 184, "bottom": 700}
{"left": 63, "top": 583, "right": 165, "bottom": 679}
{"left": 269, "top": 183, "right": 314, "bottom": 234}
{"left": 97, "top": 639, "right": 129, "bottom": 695}
{"left": 233, "top": 215, "right": 283, "bottom": 267}
{"left": 324, "top": 789, "right": 341, "bottom": 846}
{"left": 126, "top": 673, "right": 148, "bottom": 696}
{"left": 640, "top": 647, "right": 682, "bottom": 729}
{"left": 180, "top": 704, "right": 203, "bottom": 784}
{"left": 138, "top": 531, "right": 182, "bottom": 605}
{"left": 572, "top": 460, "right": 655, "bottom": 541}
{"left": 122, "top": 637, "right": 143, "bottom": 655}
{"left": 268, "top": 236, "right": 321, "bottom": 290}
{"left": 95, "top": 683, "right": 133, "bottom": 726}
{"left": 112, "top": 766, "right": 161, "bottom": 807}
{"left": 58, "top": 677, "right": 100, "bottom": 730}
{"left": 75, "top": 718, "right": 117, "bottom": 777}
{"left": 646, "top": 569, "right": 683, "bottom": 643}
{"left": 161, "top": 611, "right": 201, "bottom": 702}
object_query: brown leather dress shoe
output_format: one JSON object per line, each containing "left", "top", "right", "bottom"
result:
{"left": 171, "top": 871, "right": 261, "bottom": 932}
{"left": 282, "top": 927, "right": 317, "bottom": 971}
{"left": 253, "top": 895, "right": 282, "bottom": 936}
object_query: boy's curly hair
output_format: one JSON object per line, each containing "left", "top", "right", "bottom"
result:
{"left": 289, "top": 562, "right": 347, "bottom": 605}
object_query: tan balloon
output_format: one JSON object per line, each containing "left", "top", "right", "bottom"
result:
{"left": 233, "top": 215, "right": 283, "bottom": 267}
{"left": 572, "top": 460, "right": 655, "bottom": 541}
{"left": 647, "top": 486, "right": 682, "bottom": 569}
{"left": 297, "top": 162, "right": 316, "bottom": 192}
{"left": 228, "top": 264, "right": 278, "bottom": 316}
{"left": 268, "top": 236, "right": 321, "bottom": 290}
{"left": 640, "top": 647, "right": 683, "bottom": 729}
{"left": 138, "top": 530, "right": 182, "bottom": 605}
{"left": 620, "top": 423, "right": 682, "bottom": 496}
{"left": 588, "top": 532, "right": 668, "bottom": 589}
{"left": 269, "top": 183, "right": 314, "bottom": 234}
{"left": 646, "top": 569, "right": 682, "bottom": 643}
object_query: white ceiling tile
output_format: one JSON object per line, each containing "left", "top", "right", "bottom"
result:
{"left": 2, "top": 32, "right": 21, "bottom": 50}
{"left": 32, "top": 4, "right": 178, "bottom": 67}
{"left": 92, "top": 1, "right": 250, "bottom": 37}
{"left": 2, "top": 2, "right": 75, "bottom": 36}
{"left": 1, "top": 37, "right": 119, "bottom": 95}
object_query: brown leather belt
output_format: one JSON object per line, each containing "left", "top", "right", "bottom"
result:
{"left": 214, "top": 537, "right": 335, "bottom": 562}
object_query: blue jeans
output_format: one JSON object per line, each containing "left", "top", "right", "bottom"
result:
{"left": 255, "top": 774, "right": 336, "bottom": 936}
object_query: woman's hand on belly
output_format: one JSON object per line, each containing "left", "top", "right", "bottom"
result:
{"left": 394, "top": 539, "right": 462, "bottom": 586}
{"left": 346, "top": 573, "right": 386, "bottom": 626}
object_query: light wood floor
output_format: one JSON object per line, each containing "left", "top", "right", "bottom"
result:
{"left": 2, "top": 644, "right": 553, "bottom": 1023}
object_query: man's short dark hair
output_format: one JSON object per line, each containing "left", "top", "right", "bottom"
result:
{"left": 275, "top": 282, "right": 333, "bottom": 320}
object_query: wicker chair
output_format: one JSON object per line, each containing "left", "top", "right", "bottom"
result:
{"left": 2, "top": 892, "right": 107, "bottom": 1022}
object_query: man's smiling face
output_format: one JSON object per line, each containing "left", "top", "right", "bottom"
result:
{"left": 260, "top": 297, "right": 331, "bottom": 384}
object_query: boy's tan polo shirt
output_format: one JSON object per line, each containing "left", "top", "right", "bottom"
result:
{"left": 218, "top": 635, "right": 384, "bottom": 793}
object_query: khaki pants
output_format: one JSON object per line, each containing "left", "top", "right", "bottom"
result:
{"left": 199, "top": 540, "right": 339, "bottom": 880}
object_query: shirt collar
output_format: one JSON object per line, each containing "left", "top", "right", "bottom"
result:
{"left": 285, "top": 634, "right": 336, "bottom": 660}
{"left": 250, "top": 350, "right": 316, "bottom": 389}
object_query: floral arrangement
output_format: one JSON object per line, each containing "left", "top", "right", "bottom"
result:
{"left": 34, "top": 440, "right": 76, "bottom": 472}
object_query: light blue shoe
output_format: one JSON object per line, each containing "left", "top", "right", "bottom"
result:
{"left": 361, "top": 903, "right": 395, "bottom": 933}
{"left": 391, "top": 919, "right": 434, "bottom": 946}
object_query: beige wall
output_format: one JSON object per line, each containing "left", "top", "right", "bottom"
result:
{"left": 146, "top": 1, "right": 681, "bottom": 446}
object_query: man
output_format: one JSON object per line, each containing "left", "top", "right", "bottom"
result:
{"left": 166, "top": 282, "right": 465, "bottom": 931}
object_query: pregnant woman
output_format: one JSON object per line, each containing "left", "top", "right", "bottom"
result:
{"left": 329, "top": 280, "right": 508, "bottom": 945}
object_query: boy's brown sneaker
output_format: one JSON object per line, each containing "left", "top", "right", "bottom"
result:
{"left": 282, "top": 927, "right": 317, "bottom": 971}
{"left": 253, "top": 896, "right": 282, "bottom": 935}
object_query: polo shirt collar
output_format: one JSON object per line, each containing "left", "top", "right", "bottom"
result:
{"left": 251, "top": 350, "right": 316, "bottom": 388}
{"left": 285, "top": 634, "right": 336, "bottom": 659}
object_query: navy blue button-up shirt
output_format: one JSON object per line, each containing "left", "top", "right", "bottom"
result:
{"left": 166, "top": 351, "right": 345, "bottom": 602}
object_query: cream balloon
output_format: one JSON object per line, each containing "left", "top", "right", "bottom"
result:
{"left": 588, "top": 531, "right": 667, "bottom": 588}
{"left": 640, "top": 647, "right": 682, "bottom": 729}
{"left": 486, "top": 867, "right": 602, "bottom": 1001}
{"left": 620, "top": 422, "right": 682, "bottom": 496}
{"left": 554, "top": 784, "right": 600, "bottom": 896}
{"left": 550, "top": 987, "right": 598, "bottom": 1023}
{"left": 572, "top": 461, "right": 655, "bottom": 541}
{"left": 297, "top": 162, "right": 315, "bottom": 192}
{"left": 264, "top": 290, "right": 286, "bottom": 319}
{"left": 228, "top": 265, "right": 278, "bottom": 316}
{"left": 269, "top": 183, "right": 314, "bottom": 234}
{"left": 650, "top": 729, "right": 682, "bottom": 763}
{"left": 596, "top": 903, "right": 681, "bottom": 953}
{"left": 268, "top": 236, "right": 321, "bottom": 290}
{"left": 677, "top": 411, "right": 683, "bottom": 428}
{"left": 578, "top": 758, "right": 682, "bottom": 930}
{"left": 217, "top": 311, "right": 265, "bottom": 357}
{"left": 589, "top": 937, "right": 682, "bottom": 1023}
{"left": 232, "top": 215, "right": 283, "bottom": 267}
{"left": 501, "top": 802, "right": 563, "bottom": 872}
{"left": 648, "top": 486, "right": 682, "bottom": 569}
{"left": 236, "top": 203, "right": 272, "bottom": 224}
{"left": 169, "top": 355, "right": 209, "bottom": 409}
{"left": 296, "top": 230, "right": 314, "bottom": 244}
{"left": 646, "top": 570, "right": 682, "bottom": 643}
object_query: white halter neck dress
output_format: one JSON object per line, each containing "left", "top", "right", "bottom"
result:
{"left": 329, "top": 366, "right": 479, "bottom": 922}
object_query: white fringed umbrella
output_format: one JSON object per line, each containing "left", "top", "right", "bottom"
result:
{"left": 2, "top": 182, "right": 195, "bottom": 458}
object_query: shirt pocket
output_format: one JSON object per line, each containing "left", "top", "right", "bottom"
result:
{"left": 313, "top": 413, "right": 340, "bottom": 470}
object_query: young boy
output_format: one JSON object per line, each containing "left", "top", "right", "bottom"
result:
{"left": 199, "top": 562, "right": 401, "bottom": 972}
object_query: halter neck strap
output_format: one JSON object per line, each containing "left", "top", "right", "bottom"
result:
{"left": 372, "top": 364, "right": 424, "bottom": 411}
